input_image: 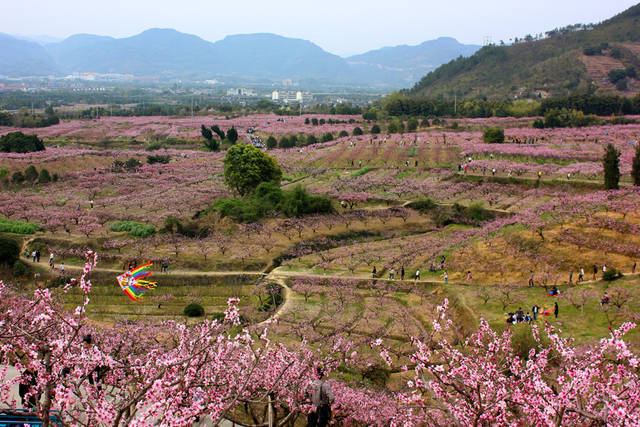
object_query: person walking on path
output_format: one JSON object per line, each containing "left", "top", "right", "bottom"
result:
{"left": 415, "top": 269, "right": 420, "bottom": 281}
{"left": 528, "top": 270, "right": 534, "bottom": 287}
{"left": 60, "top": 262, "right": 65, "bottom": 274}
{"left": 372, "top": 266, "right": 377, "bottom": 278}
{"left": 633, "top": 261, "right": 637, "bottom": 274}
{"left": 31, "top": 250, "right": 36, "bottom": 263}
{"left": 554, "top": 302, "right": 559, "bottom": 319}
{"left": 467, "top": 271, "right": 472, "bottom": 282}
{"left": 35, "top": 250, "right": 40, "bottom": 263}
{"left": 568, "top": 270, "right": 573, "bottom": 284}
{"left": 443, "top": 271, "right": 448, "bottom": 284}
{"left": 400, "top": 266, "right": 405, "bottom": 281}
{"left": 389, "top": 268, "right": 395, "bottom": 281}
{"left": 578, "top": 266, "right": 584, "bottom": 282}
{"left": 308, "top": 367, "right": 334, "bottom": 427}
{"left": 593, "top": 264, "right": 598, "bottom": 281}
{"left": 532, "top": 304, "right": 539, "bottom": 321}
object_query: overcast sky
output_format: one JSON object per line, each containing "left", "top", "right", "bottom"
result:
{"left": 3, "top": 0, "right": 638, "bottom": 56}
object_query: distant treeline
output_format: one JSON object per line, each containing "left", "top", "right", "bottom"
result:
{"left": 379, "top": 93, "right": 640, "bottom": 118}
{"left": 0, "top": 106, "right": 59, "bottom": 128}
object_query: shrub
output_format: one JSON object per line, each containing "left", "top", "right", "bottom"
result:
{"left": 338, "top": 130, "right": 349, "bottom": 138}
{"left": 210, "top": 183, "right": 333, "bottom": 222}
{"left": 306, "top": 134, "right": 318, "bottom": 145}
{"left": 406, "top": 117, "right": 419, "bottom": 132}
{"left": 321, "top": 132, "right": 334, "bottom": 142}
{"left": 38, "top": 168, "right": 51, "bottom": 184}
{"left": 420, "top": 118, "right": 430, "bottom": 128}
{"left": 483, "top": 128, "right": 505, "bottom": 143}
{"left": 410, "top": 197, "right": 437, "bottom": 212}
{"left": 350, "top": 167, "right": 372, "bottom": 177}
{"left": 145, "top": 141, "right": 163, "bottom": 151}
{"left": 278, "top": 136, "right": 291, "bottom": 149}
{"left": 147, "top": 155, "right": 171, "bottom": 164}
{"left": 583, "top": 46, "right": 601, "bottom": 56}
{"left": 184, "top": 302, "right": 205, "bottom": 317}
{"left": 11, "top": 171, "right": 24, "bottom": 184}
{"left": 352, "top": 127, "right": 363, "bottom": 136}
{"left": 616, "top": 79, "right": 628, "bottom": 91}
{"left": 110, "top": 221, "right": 156, "bottom": 238}
{"left": 0, "top": 217, "right": 40, "bottom": 234}
{"left": 608, "top": 69, "right": 627, "bottom": 84}
{"left": 125, "top": 158, "right": 142, "bottom": 171}
{"left": 266, "top": 136, "right": 277, "bottom": 149}
{"left": 24, "top": 165, "right": 38, "bottom": 183}
{"left": 0, "top": 235, "right": 20, "bottom": 265}
{"left": 311, "top": 118, "right": 319, "bottom": 126}
{"left": 603, "top": 268, "right": 622, "bottom": 281}
{"left": 533, "top": 118, "right": 545, "bottom": 129}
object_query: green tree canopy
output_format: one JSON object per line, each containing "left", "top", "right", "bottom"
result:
{"left": 0, "top": 132, "right": 45, "bottom": 153}
{"left": 223, "top": 145, "right": 283, "bottom": 196}
{"left": 603, "top": 143, "right": 621, "bottom": 190}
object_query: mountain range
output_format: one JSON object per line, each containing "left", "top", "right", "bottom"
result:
{"left": 0, "top": 29, "right": 480, "bottom": 87}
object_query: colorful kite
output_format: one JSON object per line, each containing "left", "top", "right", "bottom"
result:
{"left": 116, "top": 263, "right": 157, "bottom": 302}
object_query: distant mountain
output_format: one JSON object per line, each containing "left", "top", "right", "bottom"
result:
{"left": 347, "top": 37, "right": 481, "bottom": 86}
{"left": 13, "top": 35, "right": 63, "bottom": 45}
{"left": 0, "top": 28, "right": 481, "bottom": 87}
{"left": 211, "top": 33, "right": 350, "bottom": 81}
{"left": 0, "top": 33, "right": 59, "bottom": 77}
{"left": 407, "top": 3, "right": 640, "bottom": 98}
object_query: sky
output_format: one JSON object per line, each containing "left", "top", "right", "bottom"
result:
{"left": 3, "top": 0, "right": 639, "bottom": 56}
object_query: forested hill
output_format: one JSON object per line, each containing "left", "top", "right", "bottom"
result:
{"left": 406, "top": 3, "right": 640, "bottom": 99}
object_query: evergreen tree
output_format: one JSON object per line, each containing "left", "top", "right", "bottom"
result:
{"left": 226, "top": 127, "right": 238, "bottom": 143}
{"left": 632, "top": 145, "right": 640, "bottom": 186}
{"left": 603, "top": 143, "right": 621, "bottom": 190}
{"left": 201, "top": 125, "right": 213, "bottom": 141}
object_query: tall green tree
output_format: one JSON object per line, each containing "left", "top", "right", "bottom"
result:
{"left": 201, "top": 125, "right": 213, "bottom": 141}
{"left": 226, "top": 127, "right": 238, "bottom": 143}
{"left": 603, "top": 143, "right": 621, "bottom": 190}
{"left": 211, "top": 125, "right": 225, "bottom": 140}
{"left": 223, "top": 145, "right": 282, "bottom": 196}
{"left": 632, "top": 145, "right": 640, "bottom": 186}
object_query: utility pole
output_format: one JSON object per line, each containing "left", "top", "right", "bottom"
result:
{"left": 454, "top": 94, "right": 457, "bottom": 116}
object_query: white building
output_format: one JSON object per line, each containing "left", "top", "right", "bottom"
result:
{"left": 227, "top": 88, "right": 257, "bottom": 97}
{"left": 271, "top": 90, "right": 312, "bottom": 104}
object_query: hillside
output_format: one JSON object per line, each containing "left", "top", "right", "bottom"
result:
{"left": 0, "top": 33, "right": 59, "bottom": 77}
{"left": 407, "top": 3, "right": 640, "bottom": 99}
{"left": 347, "top": 37, "right": 480, "bottom": 86}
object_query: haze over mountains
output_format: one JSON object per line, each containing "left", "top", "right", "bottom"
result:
{"left": 0, "top": 29, "right": 480, "bottom": 87}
